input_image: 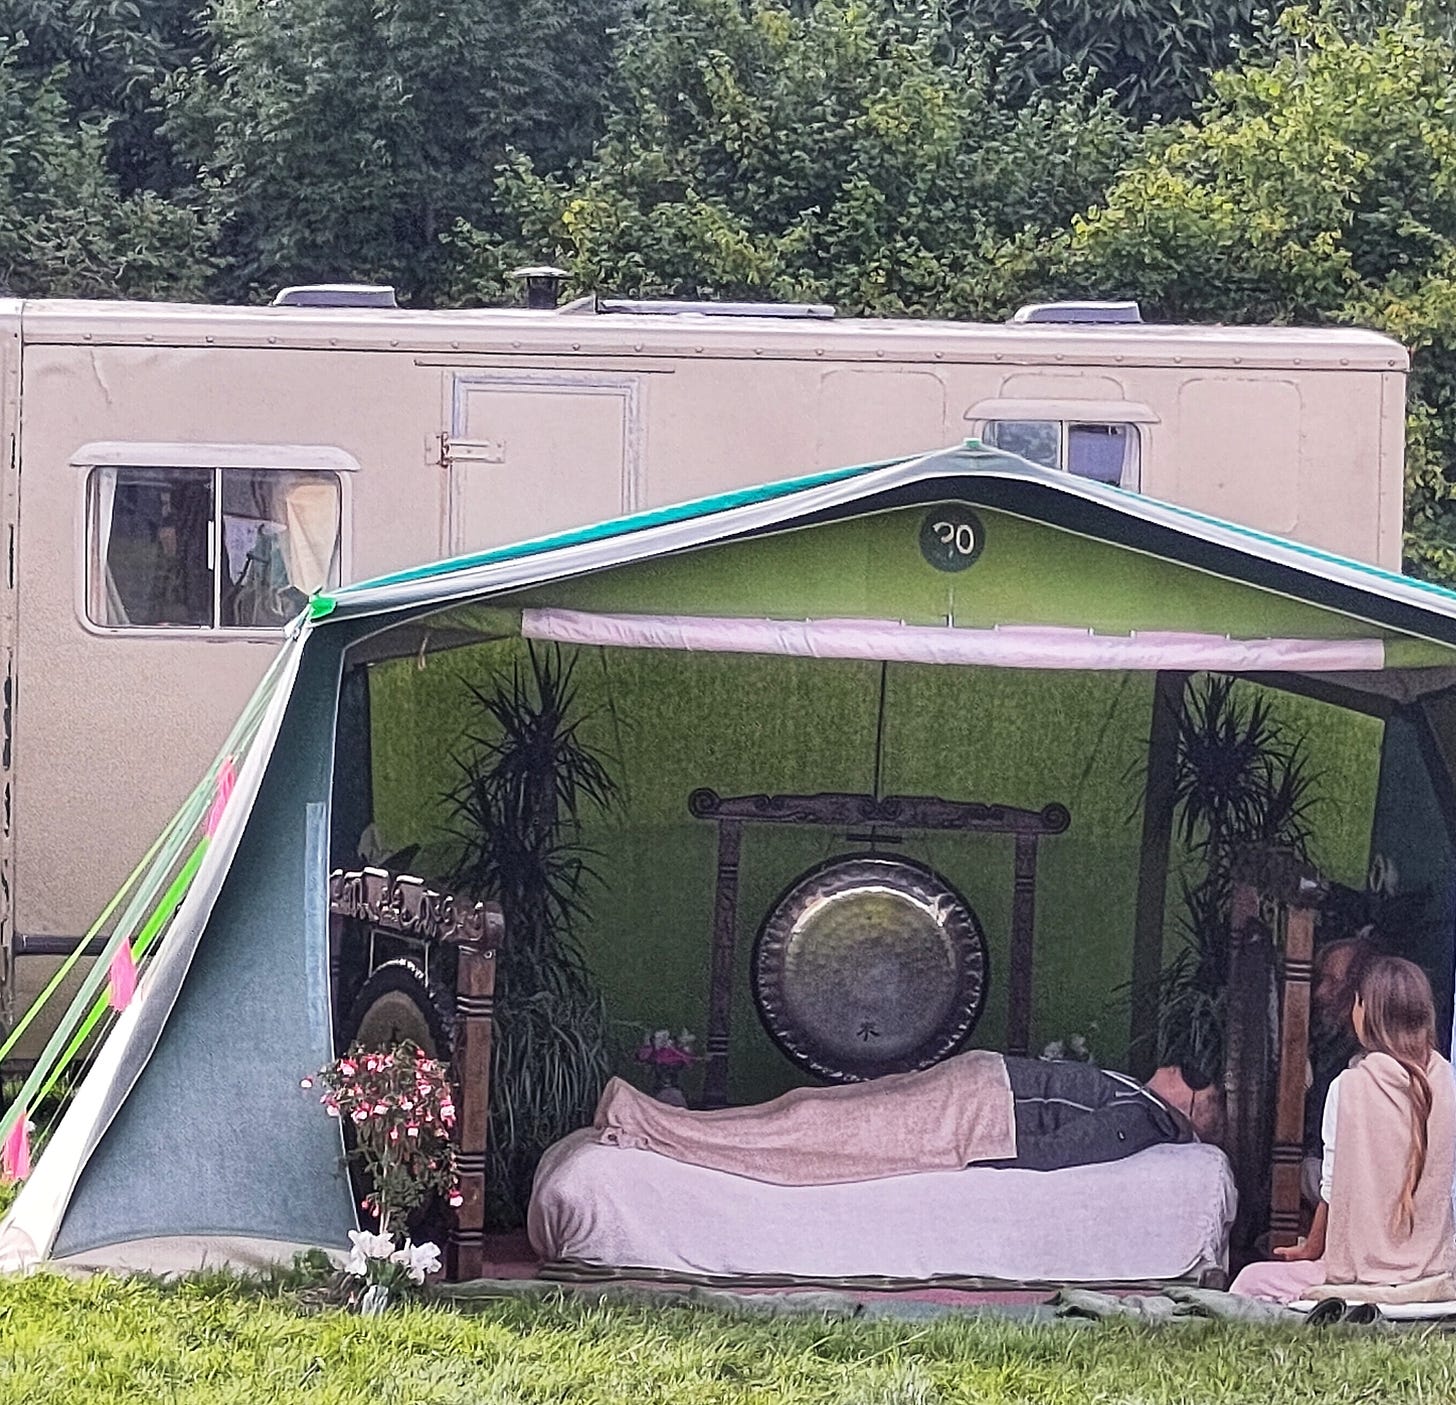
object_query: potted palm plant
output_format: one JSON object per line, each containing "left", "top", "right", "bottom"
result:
{"left": 445, "top": 643, "right": 618, "bottom": 1228}
{"left": 1154, "top": 676, "right": 1320, "bottom": 1079}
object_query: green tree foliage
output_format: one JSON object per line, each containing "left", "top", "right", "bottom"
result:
{"left": 1037, "top": 6, "right": 1456, "bottom": 576}
{"left": 0, "top": 0, "right": 206, "bottom": 194}
{"left": 169, "top": 0, "right": 624, "bottom": 303}
{"left": 952, "top": 0, "right": 1444, "bottom": 127}
{"left": 957, "top": 0, "right": 1267, "bottom": 126}
{"left": 0, "top": 39, "right": 209, "bottom": 298}
{"left": 449, "top": 0, "right": 1132, "bottom": 315}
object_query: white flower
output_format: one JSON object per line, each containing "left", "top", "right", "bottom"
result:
{"left": 344, "top": 1228, "right": 397, "bottom": 1276}
{"left": 390, "top": 1239, "right": 442, "bottom": 1285}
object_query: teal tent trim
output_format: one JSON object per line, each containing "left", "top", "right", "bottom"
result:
{"left": 338, "top": 453, "right": 911, "bottom": 596}
{"left": 318, "top": 445, "right": 1456, "bottom": 651}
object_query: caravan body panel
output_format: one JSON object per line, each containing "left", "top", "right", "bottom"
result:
{"left": 0, "top": 297, "right": 1410, "bottom": 1047}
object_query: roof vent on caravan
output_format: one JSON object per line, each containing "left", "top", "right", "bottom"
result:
{"left": 594, "top": 297, "right": 835, "bottom": 319}
{"left": 1010, "top": 301, "right": 1142, "bottom": 325}
{"left": 511, "top": 265, "right": 571, "bottom": 310}
{"left": 272, "top": 284, "right": 399, "bottom": 309}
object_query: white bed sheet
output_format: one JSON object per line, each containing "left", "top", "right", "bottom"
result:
{"left": 529, "top": 1130, "right": 1238, "bottom": 1284}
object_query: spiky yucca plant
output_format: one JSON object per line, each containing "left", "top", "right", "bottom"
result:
{"left": 445, "top": 643, "right": 618, "bottom": 1227}
{"left": 1155, "top": 677, "right": 1320, "bottom": 1078}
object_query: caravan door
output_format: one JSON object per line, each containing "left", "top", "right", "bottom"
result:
{"left": 446, "top": 371, "right": 642, "bottom": 553}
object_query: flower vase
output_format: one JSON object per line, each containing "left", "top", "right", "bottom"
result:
{"left": 358, "top": 1284, "right": 391, "bottom": 1317}
{"left": 651, "top": 1068, "right": 688, "bottom": 1108}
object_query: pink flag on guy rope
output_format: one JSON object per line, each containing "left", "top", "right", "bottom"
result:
{"left": 2, "top": 1110, "right": 30, "bottom": 1183}
{"left": 106, "top": 754, "right": 237, "bottom": 1016}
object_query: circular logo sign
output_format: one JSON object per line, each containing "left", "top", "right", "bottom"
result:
{"left": 919, "top": 505, "right": 984, "bottom": 572}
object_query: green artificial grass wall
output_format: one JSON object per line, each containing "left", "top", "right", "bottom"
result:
{"left": 364, "top": 502, "right": 1393, "bottom": 1100}
{"left": 369, "top": 646, "right": 1383, "bottom": 1100}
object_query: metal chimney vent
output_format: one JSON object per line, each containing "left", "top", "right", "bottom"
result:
{"left": 272, "top": 284, "right": 398, "bottom": 309}
{"left": 510, "top": 265, "right": 570, "bottom": 310}
{"left": 1010, "top": 301, "right": 1142, "bottom": 325}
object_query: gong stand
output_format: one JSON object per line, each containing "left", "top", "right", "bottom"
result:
{"left": 329, "top": 866, "right": 504, "bottom": 1281}
{"left": 689, "top": 788, "right": 1071, "bottom": 1107}
{"left": 1223, "top": 847, "right": 1323, "bottom": 1253}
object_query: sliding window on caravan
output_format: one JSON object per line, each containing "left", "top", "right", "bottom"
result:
{"left": 77, "top": 445, "right": 356, "bottom": 633}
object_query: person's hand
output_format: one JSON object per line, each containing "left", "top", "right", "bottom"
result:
{"left": 1273, "top": 1238, "right": 1321, "bottom": 1262}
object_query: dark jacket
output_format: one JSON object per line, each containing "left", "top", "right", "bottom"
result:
{"left": 990, "top": 1056, "right": 1191, "bottom": 1172}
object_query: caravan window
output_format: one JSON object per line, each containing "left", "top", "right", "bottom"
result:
{"left": 88, "top": 466, "right": 342, "bottom": 630}
{"left": 984, "top": 421, "right": 1140, "bottom": 489}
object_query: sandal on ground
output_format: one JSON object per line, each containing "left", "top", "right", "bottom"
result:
{"left": 1305, "top": 1297, "right": 1348, "bottom": 1326}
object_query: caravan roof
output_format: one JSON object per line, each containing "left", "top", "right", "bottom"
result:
{"left": 4, "top": 298, "right": 1408, "bottom": 372}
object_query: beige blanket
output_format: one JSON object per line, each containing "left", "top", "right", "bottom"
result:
{"left": 1310, "top": 1050, "right": 1456, "bottom": 1304}
{"left": 592, "top": 1050, "right": 1015, "bottom": 1185}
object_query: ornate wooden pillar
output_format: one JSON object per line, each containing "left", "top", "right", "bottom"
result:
{"left": 1007, "top": 834, "right": 1039, "bottom": 1058}
{"left": 448, "top": 934, "right": 500, "bottom": 1282}
{"left": 702, "top": 820, "right": 743, "bottom": 1108}
{"left": 1269, "top": 900, "right": 1317, "bottom": 1248}
{"left": 1224, "top": 874, "right": 1272, "bottom": 1250}
{"left": 1224, "top": 849, "right": 1324, "bottom": 1253}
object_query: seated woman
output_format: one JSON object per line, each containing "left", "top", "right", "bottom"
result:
{"left": 1232, "top": 955, "right": 1456, "bottom": 1305}
{"left": 592, "top": 1049, "right": 1224, "bottom": 1185}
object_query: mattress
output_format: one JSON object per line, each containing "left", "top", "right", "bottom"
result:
{"left": 528, "top": 1130, "right": 1238, "bottom": 1286}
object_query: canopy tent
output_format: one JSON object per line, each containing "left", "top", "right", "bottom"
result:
{"left": 7, "top": 441, "right": 1456, "bottom": 1275}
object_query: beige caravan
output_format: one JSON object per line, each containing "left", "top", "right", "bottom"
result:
{"left": 0, "top": 292, "right": 1409, "bottom": 1054}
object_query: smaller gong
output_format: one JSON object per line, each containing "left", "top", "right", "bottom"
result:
{"left": 752, "top": 855, "right": 989, "bottom": 1082}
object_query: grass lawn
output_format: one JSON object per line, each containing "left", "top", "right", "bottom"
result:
{"left": 3, "top": 1273, "right": 1456, "bottom": 1404}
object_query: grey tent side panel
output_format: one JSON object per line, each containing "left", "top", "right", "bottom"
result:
{"left": 53, "top": 632, "right": 357, "bottom": 1258}
{"left": 1371, "top": 709, "right": 1456, "bottom": 1046}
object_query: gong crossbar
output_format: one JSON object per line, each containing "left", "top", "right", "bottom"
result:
{"left": 689, "top": 789, "right": 1071, "bottom": 1106}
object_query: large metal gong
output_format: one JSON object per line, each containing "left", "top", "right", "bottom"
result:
{"left": 751, "top": 854, "right": 989, "bottom": 1082}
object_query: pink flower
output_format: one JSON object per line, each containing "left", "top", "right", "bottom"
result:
{"left": 299, "top": 1077, "right": 313, "bottom": 1089}
{"left": 448, "top": 1192, "right": 463, "bottom": 1207}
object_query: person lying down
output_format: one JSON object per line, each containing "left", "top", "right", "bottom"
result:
{"left": 591, "top": 1050, "right": 1226, "bottom": 1186}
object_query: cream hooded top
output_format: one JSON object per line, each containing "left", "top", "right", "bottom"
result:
{"left": 1312, "top": 1049, "right": 1456, "bottom": 1304}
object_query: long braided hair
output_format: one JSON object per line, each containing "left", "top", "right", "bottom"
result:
{"left": 1355, "top": 956, "right": 1438, "bottom": 1237}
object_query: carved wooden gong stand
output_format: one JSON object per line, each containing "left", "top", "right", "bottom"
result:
{"left": 689, "top": 788, "right": 1071, "bottom": 1106}
{"left": 1223, "top": 847, "right": 1324, "bottom": 1253}
{"left": 328, "top": 866, "right": 503, "bottom": 1281}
